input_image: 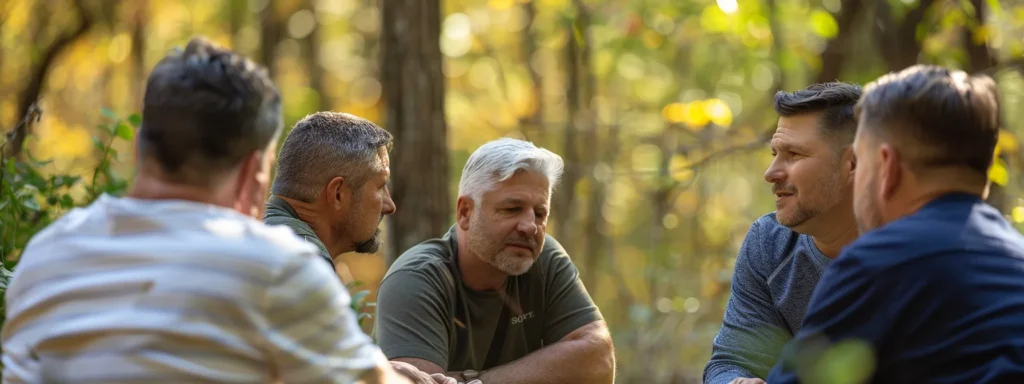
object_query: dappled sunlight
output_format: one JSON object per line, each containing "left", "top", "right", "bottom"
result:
{"left": 1, "top": 0, "right": 1022, "bottom": 381}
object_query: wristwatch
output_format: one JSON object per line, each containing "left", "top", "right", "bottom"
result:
{"left": 461, "top": 369, "right": 482, "bottom": 382}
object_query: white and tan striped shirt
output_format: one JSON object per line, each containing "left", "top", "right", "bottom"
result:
{"left": 1, "top": 195, "right": 385, "bottom": 383}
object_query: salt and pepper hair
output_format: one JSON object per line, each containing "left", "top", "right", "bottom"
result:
{"left": 272, "top": 112, "right": 392, "bottom": 202}
{"left": 457, "top": 138, "right": 564, "bottom": 205}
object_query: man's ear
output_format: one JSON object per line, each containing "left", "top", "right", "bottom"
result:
{"left": 879, "top": 144, "right": 901, "bottom": 200}
{"left": 843, "top": 146, "right": 857, "bottom": 184}
{"left": 232, "top": 151, "right": 264, "bottom": 216}
{"left": 325, "top": 176, "right": 347, "bottom": 210}
{"left": 456, "top": 196, "right": 474, "bottom": 230}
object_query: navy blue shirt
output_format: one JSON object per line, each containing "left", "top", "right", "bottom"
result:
{"left": 767, "top": 193, "right": 1024, "bottom": 383}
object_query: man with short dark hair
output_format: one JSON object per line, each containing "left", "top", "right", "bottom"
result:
{"left": 264, "top": 112, "right": 397, "bottom": 269}
{"left": 768, "top": 65, "right": 1024, "bottom": 383}
{"left": 704, "top": 82, "right": 862, "bottom": 384}
{"left": 0, "top": 37, "right": 429, "bottom": 384}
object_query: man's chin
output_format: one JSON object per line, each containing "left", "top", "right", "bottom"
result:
{"left": 495, "top": 255, "right": 535, "bottom": 276}
{"left": 353, "top": 233, "right": 382, "bottom": 254}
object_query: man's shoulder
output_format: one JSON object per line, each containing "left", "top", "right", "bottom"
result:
{"left": 263, "top": 200, "right": 317, "bottom": 239}
{"left": 16, "top": 196, "right": 322, "bottom": 282}
{"left": 740, "top": 213, "right": 808, "bottom": 267}
{"left": 385, "top": 236, "right": 455, "bottom": 284}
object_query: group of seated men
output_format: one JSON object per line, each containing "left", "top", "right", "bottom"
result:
{"left": 1, "top": 36, "right": 1023, "bottom": 384}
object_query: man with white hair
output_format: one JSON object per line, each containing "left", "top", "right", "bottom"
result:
{"left": 374, "top": 138, "right": 616, "bottom": 383}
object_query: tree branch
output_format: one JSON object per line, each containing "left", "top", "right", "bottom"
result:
{"left": 9, "top": 0, "right": 94, "bottom": 158}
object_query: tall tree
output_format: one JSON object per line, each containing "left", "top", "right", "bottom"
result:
{"left": 7, "top": 0, "right": 94, "bottom": 158}
{"left": 380, "top": 0, "right": 450, "bottom": 264}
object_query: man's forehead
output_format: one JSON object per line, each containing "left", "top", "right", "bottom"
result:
{"left": 774, "top": 114, "right": 828, "bottom": 145}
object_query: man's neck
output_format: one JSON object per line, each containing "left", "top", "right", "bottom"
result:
{"left": 128, "top": 174, "right": 228, "bottom": 208}
{"left": 277, "top": 195, "right": 348, "bottom": 256}
{"left": 809, "top": 207, "right": 859, "bottom": 259}
{"left": 455, "top": 235, "right": 508, "bottom": 292}
{"left": 885, "top": 182, "right": 985, "bottom": 225}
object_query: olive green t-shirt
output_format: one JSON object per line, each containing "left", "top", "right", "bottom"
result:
{"left": 262, "top": 195, "right": 334, "bottom": 268}
{"left": 373, "top": 226, "right": 603, "bottom": 371}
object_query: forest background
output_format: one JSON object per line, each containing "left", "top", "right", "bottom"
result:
{"left": 2, "top": 0, "right": 1023, "bottom": 382}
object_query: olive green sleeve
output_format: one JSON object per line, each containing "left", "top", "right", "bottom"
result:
{"left": 374, "top": 268, "right": 452, "bottom": 369}
{"left": 541, "top": 238, "right": 604, "bottom": 343}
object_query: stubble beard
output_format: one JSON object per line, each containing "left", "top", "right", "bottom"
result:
{"left": 468, "top": 214, "right": 536, "bottom": 276}
{"left": 777, "top": 171, "right": 842, "bottom": 230}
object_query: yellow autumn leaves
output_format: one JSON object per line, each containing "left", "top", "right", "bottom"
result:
{"left": 661, "top": 98, "right": 734, "bottom": 129}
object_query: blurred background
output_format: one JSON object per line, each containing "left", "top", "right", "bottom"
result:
{"left": 2, "top": 0, "right": 1023, "bottom": 382}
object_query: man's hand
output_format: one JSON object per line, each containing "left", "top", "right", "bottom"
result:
{"left": 728, "top": 378, "right": 767, "bottom": 384}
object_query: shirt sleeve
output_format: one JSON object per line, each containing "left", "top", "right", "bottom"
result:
{"left": 765, "top": 246, "right": 920, "bottom": 384}
{"left": 541, "top": 237, "right": 604, "bottom": 344}
{"left": 704, "top": 220, "right": 791, "bottom": 384}
{"left": 261, "top": 254, "right": 386, "bottom": 383}
{"left": 374, "top": 267, "right": 453, "bottom": 369}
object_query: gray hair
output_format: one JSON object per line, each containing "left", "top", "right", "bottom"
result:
{"left": 457, "top": 138, "right": 564, "bottom": 204}
{"left": 271, "top": 112, "right": 393, "bottom": 202}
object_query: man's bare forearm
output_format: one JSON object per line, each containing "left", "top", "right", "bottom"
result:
{"left": 474, "top": 321, "right": 615, "bottom": 384}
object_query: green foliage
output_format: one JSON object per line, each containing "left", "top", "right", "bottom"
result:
{"left": 1, "top": 110, "right": 136, "bottom": 269}
{"left": 346, "top": 280, "right": 377, "bottom": 327}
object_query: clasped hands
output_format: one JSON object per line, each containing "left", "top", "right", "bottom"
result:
{"left": 390, "top": 361, "right": 482, "bottom": 384}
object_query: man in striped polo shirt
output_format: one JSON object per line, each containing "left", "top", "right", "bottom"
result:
{"left": 1, "top": 37, "right": 443, "bottom": 384}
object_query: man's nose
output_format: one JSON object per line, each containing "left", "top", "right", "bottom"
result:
{"left": 382, "top": 188, "right": 396, "bottom": 215}
{"left": 764, "top": 159, "right": 785, "bottom": 184}
{"left": 517, "top": 214, "right": 538, "bottom": 236}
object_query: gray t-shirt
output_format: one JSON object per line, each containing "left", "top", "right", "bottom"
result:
{"left": 703, "top": 213, "right": 832, "bottom": 383}
{"left": 373, "top": 227, "right": 603, "bottom": 371}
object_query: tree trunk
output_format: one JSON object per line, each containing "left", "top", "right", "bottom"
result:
{"left": 380, "top": 0, "right": 450, "bottom": 265}
{"left": 259, "top": 2, "right": 282, "bottom": 79}
{"left": 518, "top": 0, "right": 541, "bottom": 141}
{"left": 131, "top": 0, "right": 148, "bottom": 111}
{"left": 875, "top": 0, "right": 935, "bottom": 72}
{"left": 301, "top": 0, "right": 329, "bottom": 111}
{"left": 815, "top": 0, "right": 864, "bottom": 84}
{"left": 7, "top": 0, "right": 93, "bottom": 158}
{"left": 553, "top": 19, "right": 582, "bottom": 249}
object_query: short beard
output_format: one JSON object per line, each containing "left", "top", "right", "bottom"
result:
{"left": 777, "top": 164, "right": 843, "bottom": 230}
{"left": 467, "top": 213, "right": 536, "bottom": 276}
{"left": 353, "top": 229, "right": 382, "bottom": 254}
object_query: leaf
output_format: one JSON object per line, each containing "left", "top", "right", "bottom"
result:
{"left": 101, "top": 107, "right": 118, "bottom": 120}
{"left": 21, "top": 197, "right": 39, "bottom": 212}
{"left": 128, "top": 113, "right": 142, "bottom": 128}
{"left": 92, "top": 137, "right": 107, "bottom": 152}
{"left": 0, "top": 200, "right": 8, "bottom": 211}
{"left": 15, "top": 184, "right": 39, "bottom": 198}
{"left": 351, "top": 290, "right": 370, "bottom": 305}
{"left": 115, "top": 123, "right": 134, "bottom": 141}
{"left": 809, "top": 10, "right": 839, "bottom": 39}
{"left": 56, "top": 175, "right": 80, "bottom": 188}
{"left": 60, "top": 194, "right": 74, "bottom": 208}
{"left": 989, "top": 158, "right": 1009, "bottom": 186}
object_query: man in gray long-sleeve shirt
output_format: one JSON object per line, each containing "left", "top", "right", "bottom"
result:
{"left": 704, "top": 82, "right": 862, "bottom": 384}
